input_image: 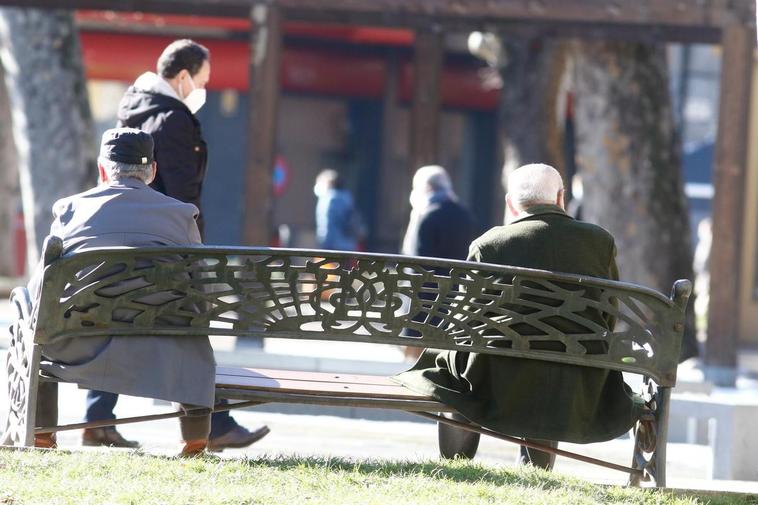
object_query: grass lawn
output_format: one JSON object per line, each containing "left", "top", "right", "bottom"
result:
{"left": 0, "top": 449, "right": 754, "bottom": 505}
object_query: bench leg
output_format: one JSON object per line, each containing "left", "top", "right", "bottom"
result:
{"left": 652, "top": 386, "right": 670, "bottom": 488}
{"left": 438, "top": 412, "right": 480, "bottom": 459}
{"left": 628, "top": 385, "right": 669, "bottom": 488}
{"left": 2, "top": 288, "right": 41, "bottom": 447}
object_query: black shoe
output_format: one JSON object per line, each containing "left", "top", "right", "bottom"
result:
{"left": 207, "top": 425, "right": 270, "bottom": 452}
{"left": 82, "top": 427, "right": 140, "bottom": 448}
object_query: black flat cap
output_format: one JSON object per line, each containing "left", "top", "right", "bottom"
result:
{"left": 99, "top": 127, "right": 154, "bottom": 165}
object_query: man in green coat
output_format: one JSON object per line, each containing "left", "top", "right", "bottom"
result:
{"left": 394, "top": 163, "right": 641, "bottom": 469}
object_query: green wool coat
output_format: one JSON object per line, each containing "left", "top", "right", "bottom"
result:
{"left": 393, "top": 205, "right": 643, "bottom": 443}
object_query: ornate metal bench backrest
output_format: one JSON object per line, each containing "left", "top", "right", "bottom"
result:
{"left": 32, "top": 239, "right": 691, "bottom": 387}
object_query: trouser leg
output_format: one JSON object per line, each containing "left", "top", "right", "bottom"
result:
{"left": 519, "top": 439, "right": 558, "bottom": 470}
{"left": 35, "top": 381, "right": 58, "bottom": 428}
{"left": 438, "top": 412, "right": 481, "bottom": 459}
{"left": 209, "top": 399, "right": 238, "bottom": 439}
{"left": 85, "top": 390, "right": 118, "bottom": 422}
{"left": 177, "top": 404, "right": 211, "bottom": 441}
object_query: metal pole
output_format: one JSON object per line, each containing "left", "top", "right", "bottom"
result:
{"left": 35, "top": 400, "right": 262, "bottom": 434}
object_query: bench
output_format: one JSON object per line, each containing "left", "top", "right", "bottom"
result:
{"left": 1, "top": 236, "right": 690, "bottom": 487}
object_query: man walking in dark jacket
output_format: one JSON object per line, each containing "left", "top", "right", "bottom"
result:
{"left": 82, "top": 39, "right": 269, "bottom": 452}
{"left": 117, "top": 39, "right": 210, "bottom": 234}
{"left": 401, "top": 165, "right": 474, "bottom": 260}
{"left": 401, "top": 165, "right": 475, "bottom": 360}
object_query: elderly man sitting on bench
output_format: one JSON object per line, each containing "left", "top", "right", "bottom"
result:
{"left": 29, "top": 128, "right": 268, "bottom": 455}
{"left": 394, "top": 163, "right": 640, "bottom": 469}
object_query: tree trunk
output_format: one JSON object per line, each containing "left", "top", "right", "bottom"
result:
{"left": 0, "top": 8, "right": 95, "bottom": 269}
{"left": 0, "top": 60, "right": 18, "bottom": 277}
{"left": 571, "top": 41, "right": 698, "bottom": 361}
{"left": 499, "top": 36, "right": 568, "bottom": 189}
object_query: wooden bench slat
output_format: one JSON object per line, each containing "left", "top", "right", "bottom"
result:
{"left": 215, "top": 367, "right": 428, "bottom": 400}
{"left": 216, "top": 366, "right": 404, "bottom": 387}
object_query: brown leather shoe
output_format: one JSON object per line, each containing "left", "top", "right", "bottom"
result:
{"left": 82, "top": 427, "right": 140, "bottom": 448}
{"left": 207, "top": 425, "right": 270, "bottom": 452}
{"left": 180, "top": 439, "right": 208, "bottom": 457}
{"left": 636, "top": 418, "right": 657, "bottom": 453}
{"left": 34, "top": 433, "right": 57, "bottom": 449}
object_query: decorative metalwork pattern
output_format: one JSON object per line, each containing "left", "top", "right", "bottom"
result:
{"left": 629, "top": 381, "right": 668, "bottom": 486}
{"left": 33, "top": 243, "right": 690, "bottom": 386}
{"left": 1, "top": 288, "right": 35, "bottom": 446}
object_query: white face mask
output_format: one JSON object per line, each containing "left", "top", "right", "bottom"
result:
{"left": 313, "top": 183, "right": 327, "bottom": 198}
{"left": 409, "top": 187, "right": 428, "bottom": 211}
{"left": 181, "top": 73, "right": 206, "bottom": 114}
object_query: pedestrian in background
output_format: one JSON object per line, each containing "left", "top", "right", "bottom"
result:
{"left": 314, "top": 169, "right": 364, "bottom": 251}
{"left": 401, "top": 165, "right": 475, "bottom": 360}
{"left": 402, "top": 165, "right": 474, "bottom": 259}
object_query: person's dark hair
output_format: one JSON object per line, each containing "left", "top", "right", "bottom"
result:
{"left": 157, "top": 39, "right": 210, "bottom": 79}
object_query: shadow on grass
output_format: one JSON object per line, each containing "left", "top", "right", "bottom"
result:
{"left": 128, "top": 450, "right": 568, "bottom": 489}
{"left": 237, "top": 454, "right": 576, "bottom": 489}
{"left": 215, "top": 455, "right": 758, "bottom": 504}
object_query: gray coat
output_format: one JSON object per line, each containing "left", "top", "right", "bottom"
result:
{"left": 29, "top": 178, "right": 216, "bottom": 408}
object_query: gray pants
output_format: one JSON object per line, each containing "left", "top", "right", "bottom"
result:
{"left": 36, "top": 381, "right": 211, "bottom": 441}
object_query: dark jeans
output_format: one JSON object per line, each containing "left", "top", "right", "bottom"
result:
{"left": 85, "top": 389, "right": 237, "bottom": 439}
{"left": 36, "top": 381, "right": 59, "bottom": 428}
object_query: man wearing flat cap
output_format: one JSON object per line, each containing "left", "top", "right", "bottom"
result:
{"left": 29, "top": 128, "right": 218, "bottom": 455}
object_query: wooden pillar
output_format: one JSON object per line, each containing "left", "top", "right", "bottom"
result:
{"left": 705, "top": 24, "right": 755, "bottom": 386}
{"left": 378, "top": 52, "right": 406, "bottom": 250}
{"left": 242, "top": 3, "right": 282, "bottom": 246}
{"left": 0, "top": 59, "right": 18, "bottom": 277}
{"left": 409, "top": 26, "right": 443, "bottom": 173}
